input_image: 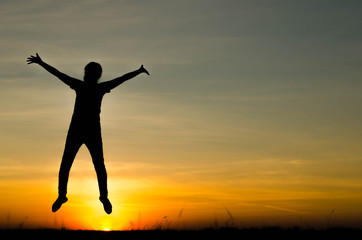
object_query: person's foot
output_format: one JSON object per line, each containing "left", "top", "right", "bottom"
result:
{"left": 52, "top": 196, "right": 68, "bottom": 212}
{"left": 99, "top": 196, "right": 112, "bottom": 214}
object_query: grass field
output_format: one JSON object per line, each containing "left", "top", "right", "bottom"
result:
{"left": 1, "top": 227, "right": 362, "bottom": 240}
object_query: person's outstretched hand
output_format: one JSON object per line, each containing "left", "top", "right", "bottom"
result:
{"left": 27, "top": 53, "right": 43, "bottom": 64}
{"left": 139, "top": 65, "right": 150, "bottom": 75}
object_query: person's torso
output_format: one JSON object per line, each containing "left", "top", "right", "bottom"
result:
{"left": 71, "top": 83, "right": 107, "bottom": 123}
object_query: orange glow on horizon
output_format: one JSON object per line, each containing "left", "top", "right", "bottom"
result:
{"left": 1, "top": 156, "right": 362, "bottom": 230}
{"left": 1, "top": 166, "right": 362, "bottom": 231}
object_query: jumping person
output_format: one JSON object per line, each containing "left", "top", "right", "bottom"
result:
{"left": 27, "top": 53, "right": 149, "bottom": 214}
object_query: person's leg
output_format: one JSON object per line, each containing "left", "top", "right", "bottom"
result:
{"left": 85, "top": 132, "right": 112, "bottom": 214}
{"left": 52, "top": 131, "right": 83, "bottom": 212}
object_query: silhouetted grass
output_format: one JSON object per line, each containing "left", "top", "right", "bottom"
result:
{"left": 3, "top": 209, "right": 361, "bottom": 239}
{"left": 1, "top": 227, "right": 362, "bottom": 240}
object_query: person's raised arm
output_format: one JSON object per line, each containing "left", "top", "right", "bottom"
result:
{"left": 27, "top": 53, "right": 81, "bottom": 87}
{"left": 101, "top": 65, "right": 149, "bottom": 91}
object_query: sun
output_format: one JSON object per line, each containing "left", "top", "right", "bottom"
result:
{"left": 104, "top": 228, "right": 110, "bottom": 231}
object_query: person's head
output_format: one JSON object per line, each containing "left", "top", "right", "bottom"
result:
{"left": 84, "top": 62, "right": 102, "bottom": 83}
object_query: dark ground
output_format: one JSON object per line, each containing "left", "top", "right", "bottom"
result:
{"left": 1, "top": 227, "right": 362, "bottom": 240}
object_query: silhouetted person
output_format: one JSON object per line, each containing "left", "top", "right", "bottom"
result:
{"left": 27, "top": 53, "right": 149, "bottom": 214}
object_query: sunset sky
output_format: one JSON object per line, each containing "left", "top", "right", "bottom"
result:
{"left": 1, "top": 0, "right": 362, "bottom": 230}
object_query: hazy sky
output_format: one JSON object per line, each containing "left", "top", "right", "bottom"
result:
{"left": 1, "top": 0, "right": 362, "bottom": 230}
